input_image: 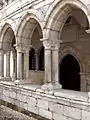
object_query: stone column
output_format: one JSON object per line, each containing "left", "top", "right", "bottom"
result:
{"left": 12, "top": 50, "right": 17, "bottom": 80}
{"left": 0, "top": 50, "right": 4, "bottom": 79}
{"left": 41, "top": 39, "right": 62, "bottom": 90}
{"left": 52, "top": 43, "right": 62, "bottom": 88}
{"left": 6, "top": 51, "right": 11, "bottom": 80}
{"left": 41, "top": 39, "right": 52, "bottom": 89}
{"left": 24, "top": 47, "right": 30, "bottom": 80}
{"left": 17, "top": 50, "right": 23, "bottom": 80}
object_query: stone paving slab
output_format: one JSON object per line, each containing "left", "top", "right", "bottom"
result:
{"left": 0, "top": 105, "right": 38, "bottom": 120}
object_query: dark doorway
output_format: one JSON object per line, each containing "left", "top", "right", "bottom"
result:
{"left": 59, "top": 54, "right": 80, "bottom": 91}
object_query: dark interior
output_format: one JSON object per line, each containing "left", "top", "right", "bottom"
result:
{"left": 29, "top": 48, "right": 36, "bottom": 70}
{"left": 39, "top": 47, "right": 44, "bottom": 71}
{"left": 59, "top": 54, "right": 80, "bottom": 91}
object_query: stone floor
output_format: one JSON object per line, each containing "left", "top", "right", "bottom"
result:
{"left": 0, "top": 105, "right": 38, "bottom": 120}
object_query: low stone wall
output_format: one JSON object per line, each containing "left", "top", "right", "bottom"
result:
{"left": 28, "top": 71, "right": 44, "bottom": 85}
{"left": 0, "top": 81, "right": 90, "bottom": 120}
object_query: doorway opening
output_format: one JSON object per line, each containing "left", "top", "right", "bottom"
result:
{"left": 59, "top": 54, "right": 80, "bottom": 91}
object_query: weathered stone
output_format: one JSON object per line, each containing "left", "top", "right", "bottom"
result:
{"left": 37, "top": 99, "right": 48, "bottom": 110}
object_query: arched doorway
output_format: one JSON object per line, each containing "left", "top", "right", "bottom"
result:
{"left": 60, "top": 54, "right": 80, "bottom": 91}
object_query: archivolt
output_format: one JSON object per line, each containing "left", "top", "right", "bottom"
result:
{"left": 0, "top": 23, "right": 15, "bottom": 49}
{"left": 44, "top": 0, "right": 90, "bottom": 40}
{"left": 59, "top": 46, "right": 83, "bottom": 72}
{"left": 16, "top": 9, "right": 44, "bottom": 44}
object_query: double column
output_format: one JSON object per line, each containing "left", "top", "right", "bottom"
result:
{"left": 42, "top": 39, "right": 62, "bottom": 90}
{"left": 16, "top": 44, "right": 30, "bottom": 81}
{"left": 16, "top": 44, "right": 24, "bottom": 80}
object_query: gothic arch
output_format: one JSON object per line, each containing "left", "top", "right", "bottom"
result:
{"left": 59, "top": 46, "right": 83, "bottom": 72}
{"left": 16, "top": 9, "right": 44, "bottom": 44}
{"left": 0, "top": 23, "right": 16, "bottom": 50}
{"left": 44, "top": 0, "right": 90, "bottom": 40}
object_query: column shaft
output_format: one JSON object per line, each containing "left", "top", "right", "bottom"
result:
{"left": 44, "top": 48, "right": 52, "bottom": 83}
{"left": 0, "top": 50, "right": 4, "bottom": 79}
{"left": 17, "top": 51, "right": 23, "bottom": 80}
{"left": 24, "top": 51, "right": 29, "bottom": 80}
{"left": 12, "top": 51, "right": 17, "bottom": 80}
{"left": 6, "top": 51, "right": 10, "bottom": 78}
{"left": 52, "top": 47, "right": 59, "bottom": 84}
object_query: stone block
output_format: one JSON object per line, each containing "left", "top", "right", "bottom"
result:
{"left": 21, "top": 94, "right": 27, "bottom": 102}
{"left": 10, "top": 91, "right": 16, "bottom": 99}
{"left": 53, "top": 113, "right": 67, "bottom": 120}
{"left": 39, "top": 108, "right": 52, "bottom": 120}
{"left": 37, "top": 99, "right": 48, "bottom": 110}
{"left": 27, "top": 96, "right": 37, "bottom": 106}
{"left": 49, "top": 101, "right": 63, "bottom": 114}
{"left": 28, "top": 105, "right": 39, "bottom": 115}
{"left": 82, "top": 110, "right": 90, "bottom": 120}
{"left": 16, "top": 93, "right": 22, "bottom": 101}
{"left": 63, "top": 106, "right": 81, "bottom": 120}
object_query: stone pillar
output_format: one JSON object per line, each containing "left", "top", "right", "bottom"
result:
{"left": 12, "top": 50, "right": 17, "bottom": 80}
{"left": 80, "top": 72, "right": 89, "bottom": 92}
{"left": 41, "top": 39, "right": 62, "bottom": 90}
{"left": 6, "top": 51, "right": 11, "bottom": 80}
{"left": 0, "top": 50, "right": 4, "bottom": 79}
{"left": 24, "top": 47, "right": 30, "bottom": 80}
{"left": 41, "top": 39, "right": 52, "bottom": 89}
{"left": 52, "top": 42, "right": 62, "bottom": 88}
{"left": 17, "top": 50, "right": 23, "bottom": 80}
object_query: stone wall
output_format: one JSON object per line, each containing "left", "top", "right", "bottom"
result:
{"left": 28, "top": 70, "right": 44, "bottom": 85}
{"left": 0, "top": 81, "right": 90, "bottom": 120}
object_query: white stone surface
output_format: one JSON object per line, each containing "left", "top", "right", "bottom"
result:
{"left": 82, "top": 110, "right": 90, "bottom": 120}
{"left": 53, "top": 113, "right": 67, "bottom": 120}
{"left": 49, "top": 101, "right": 63, "bottom": 114}
{"left": 63, "top": 106, "right": 81, "bottom": 120}
{"left": 37, "top": 99, "right": 48, "bottom": 110}
{"left": 39, "top": 108, "right": 52, "bottom": 119}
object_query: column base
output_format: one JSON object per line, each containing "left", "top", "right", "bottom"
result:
{"left": 4, "top": 77, "right": 12, "bottom": 81}
{"left": 41, "top": 83, "right": 62, "bottom": 90}
{"left": 14, "top": 80, "right": 32, "bottom": 85}
{"left": 0, "top": 76, "right": 4, "bottom": 81}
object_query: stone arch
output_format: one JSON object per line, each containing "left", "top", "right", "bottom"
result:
{"left": 59, "top": 46, "right": 83, "bottom": 72}
{"left": 0, "top": 23, "right": 17, "bottom": 79}
{"left": 59, "top": 46, "right": 85, "bottom": 91}
{"left": 60, "top": 54, "right": 81, "bottom": 91}
{"left": 44, "top": 0, "right": 90, "bottom": 40}
{"left": 0, "top": 23, "right": 16, "bottom": 50}
{"left": 16, "top": 9, "right": 44, "bottom": 44}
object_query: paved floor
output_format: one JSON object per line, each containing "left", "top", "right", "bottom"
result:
{"left": 0, "top": 105, "right": 37, "bottom": 120}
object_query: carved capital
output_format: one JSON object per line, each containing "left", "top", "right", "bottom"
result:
{"left": 41, "top": 38, "right": 52, "bottom": 50}
{"left": 41, "top": 38, "right": 63, "bottom": 50}
{"left": 15, "top": 44, "right": 32, "bottom": 53}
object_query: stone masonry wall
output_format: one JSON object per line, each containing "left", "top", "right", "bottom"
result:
{"left": 0, "top": 81, "right": 90, "bottom": 120}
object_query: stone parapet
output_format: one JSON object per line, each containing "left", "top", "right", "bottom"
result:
{"left": 0, "top": 81, "right": 90, "bottom": 120}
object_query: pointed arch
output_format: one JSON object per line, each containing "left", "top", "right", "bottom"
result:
{"left": 16, "top": 9, "right": 44, "bottom": 44}
{"left": 44, "top": 0, "right": 90, "bottom": 40}
{"left": 0, "top": 23, "right": 15, "bottom": 50}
